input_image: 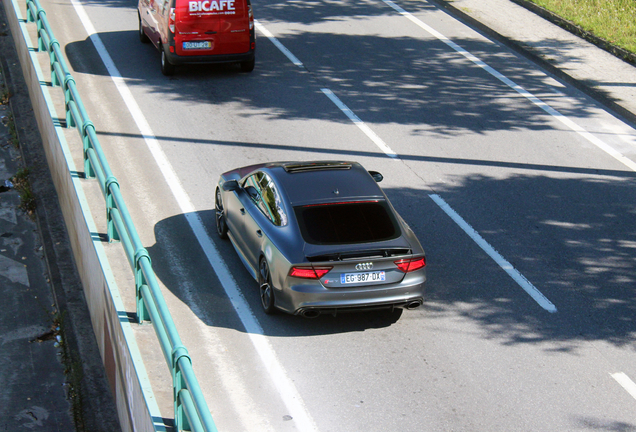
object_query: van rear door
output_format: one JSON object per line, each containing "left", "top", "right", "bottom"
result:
{"left": 174, "top": 0, "right": 250, "bottom": 57}
{"left": 217, "top": 0, "right": 251, "bottom": 55}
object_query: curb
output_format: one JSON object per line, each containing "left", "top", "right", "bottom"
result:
{"left": 430, "top": 0, "right": 636, "bottom": 127}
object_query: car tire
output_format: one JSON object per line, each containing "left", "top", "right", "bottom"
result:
{"left": 258, "top": 258, "right": 276, "bottom": 314}
{"left": 240, "top": 58, "right": 255, "bottom": 73}
{"left": 215, "top": 188, "right": 228, "bottom": 239}
{"left": 161, "top": 49, "right": 176, "bottom": 76}
{"left": 138, "top": 14, "right": 150, "bottom": 44}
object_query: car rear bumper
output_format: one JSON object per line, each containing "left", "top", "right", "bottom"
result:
{"left": 281, "top": 274, "right": 426, "bottom": 317}
{"left": 165, "top": 49, "right": 255, "bottom": 65}
{"left": 295, "top": 297, "right": 424, "bottom": 318}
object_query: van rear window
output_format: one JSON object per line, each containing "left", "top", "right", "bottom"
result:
{"left": 294, "top": 201, "right": 400, "bottom": 245}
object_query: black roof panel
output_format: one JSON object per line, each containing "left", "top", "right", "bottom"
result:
{"left": 267, "top": 161, "right": 384, "bottom": 206}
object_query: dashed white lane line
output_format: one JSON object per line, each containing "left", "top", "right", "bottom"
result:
{"left": 611, "top": 373, "right": 636, "bottom": 402}
{"left": 254, "top": 20, "right": 304, "bottom": 68}
{"left": 255, "top": 22, "right": 556, "bottom": 313}
{"left": 429, "top": 194, "right": 557, "bottom": 313}
{"left": 320, "top": 89, "right": 399, "bottom": 159}
{"left": 380, "top": 0, "right": 636, "bottom": 173}
{"left": 70, "top": 2, "right": 319, "bottom": 431}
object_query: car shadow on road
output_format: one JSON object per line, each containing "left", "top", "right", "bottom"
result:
{"left": 145, "top": 208, "right": 407, "bottom": 337}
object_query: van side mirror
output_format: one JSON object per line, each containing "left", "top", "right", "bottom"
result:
{"left": 222, "top": 180, "right": 239, "bottom": 191}
{"left": 369, "top": 171, "right": 383, "bottom": 183}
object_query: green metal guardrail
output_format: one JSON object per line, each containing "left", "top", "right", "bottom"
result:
{"left": 25, "top": 1, "right": 218, "bottom": 430}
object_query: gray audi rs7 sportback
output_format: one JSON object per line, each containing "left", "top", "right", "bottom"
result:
{"left": 215, "top": 161, "right": 426, "bottom": 318}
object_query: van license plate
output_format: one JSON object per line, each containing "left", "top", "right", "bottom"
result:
{"left": 183, "top": 41, "right": 211, "bottom": 50}
{"left": 340, "top": 271, "right": 385, "bottom": 284}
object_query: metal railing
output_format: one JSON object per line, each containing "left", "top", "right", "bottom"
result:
{"left": 25, "top": 1, "right": 218, "bottom": 430}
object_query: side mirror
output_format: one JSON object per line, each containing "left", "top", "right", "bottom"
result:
{"left": 369, "top": 171, "right": 383, "bottom": 183}
{"left": 222, "top": 179, "right": 239, "bottom": 191}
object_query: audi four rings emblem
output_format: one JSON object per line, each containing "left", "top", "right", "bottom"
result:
{"left": 355, "top": 262, "right": 373, "bottom": 270}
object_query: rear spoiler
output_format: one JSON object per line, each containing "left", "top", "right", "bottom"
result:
{"left": 306, "top": 248, "right": 412, "bottom": 262}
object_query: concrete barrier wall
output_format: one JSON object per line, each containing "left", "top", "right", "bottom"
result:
{"left": 2, "top": 1, "right": 161, "bottom": 430}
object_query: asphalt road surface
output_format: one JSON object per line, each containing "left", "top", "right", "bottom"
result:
{"left": 23, "top": 0, "right": 636, "bottom": 430}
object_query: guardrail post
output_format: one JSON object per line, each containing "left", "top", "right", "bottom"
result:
{"left": 26, "top": 0, "right": 34, "bottom": 22}
{"left": 49, "top": 38, "right": 60, "bottom": 86}
{"left": 104, "top": 175, "right": 121, "bottom": 242}
{"left": 31, "top": 1, "right": 46, "bottom": 52}
{"left": 64, "top": 75, "right": 77, "bottom": 128}
{"left": 172, "top": 346, "right": 192, "bottom": 432}
{"left": 82, "top": 120, "right": 97, "bottom": 179}
{"left": 134, "top": 249, "right": 152, "bottom": 323}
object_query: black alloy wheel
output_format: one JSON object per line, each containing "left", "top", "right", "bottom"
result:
{"left": 259, "top": 258, "right": 276, "bottom": 314}
{"left": 215, "top": 188, "right": 228, "bottom": 239}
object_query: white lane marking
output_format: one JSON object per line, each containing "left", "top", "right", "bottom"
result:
{"left": 381, "top": 0, "right": 636, "bottom": 173}
{"left": 321, "top": 88, "right": 399, "bottom": 158}
{"left": 429, "top": 194, "right": 557, "bottom": 313}
{"left": 69, "top": 2, "right": 319, "bottom": 431}
{"left": 611, "top": 372, "right": 636, "bottom": 402}
{"left": 255, "top": 21, "right": 399, "bottom": 159}
{"left": 255, "top": 20, "right": 304, "bottom": 68}
{"left": 255, "top": 24, "right": 553, "bottom": 313}
{"left": 158, "top": 231, "right": 275, "bottom": 431}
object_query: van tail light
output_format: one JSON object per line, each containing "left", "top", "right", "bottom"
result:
{"left": 169, "top": 7, "right": 175, "bottom": 33}
{"left": 290, "top": 266, "right": 332, "bottom": 279}
{"left": 394, "top": 257, "right": 426, "bottom": 273}
{"left": 248, "top": 1, "right": 254, "bottom": 30}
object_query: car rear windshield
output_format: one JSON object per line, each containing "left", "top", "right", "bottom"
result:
{"left": 294, "top": 201, "right": 400, "bottom": 245}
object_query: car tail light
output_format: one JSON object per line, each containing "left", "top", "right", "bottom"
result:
{"left": 394, "top": 257, "right": 426, "bottom": 273}
{"left": 290, "top": 266, "right": 332, "bottom": 279}
{"left": 248, "top": 2, "right": 254, "bottom": 30}
{"left": 169, "top": 7, "right": 175, "bottom": 33}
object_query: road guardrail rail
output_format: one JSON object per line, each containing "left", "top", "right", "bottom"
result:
{"left": 24, "top": 1, "right": 218, "bottom": 430}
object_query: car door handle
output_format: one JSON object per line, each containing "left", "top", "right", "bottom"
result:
{"left": 240, "top": 208, "right": 245, "bottom": 215}
{"left": 256, "top": 230, "right": 263, "bottom": 237}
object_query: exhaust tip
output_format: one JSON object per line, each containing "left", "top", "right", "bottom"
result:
{"left": 405, "top": 300, "right": 423, "bottom": 310}
{"left": 300, "top": 309, "right": 321, "bottom": 319}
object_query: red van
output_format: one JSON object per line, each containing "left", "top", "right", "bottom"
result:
{"left": 138, "top": 0, "right": 255, "bottom": 75}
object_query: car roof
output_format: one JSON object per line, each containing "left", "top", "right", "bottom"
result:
{"left": 262, "top": 161, "right": 385, "bottom": 206}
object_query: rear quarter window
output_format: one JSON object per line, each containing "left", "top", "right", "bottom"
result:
{"left": 294, "top": 201, "right": 400, "bottom": 245}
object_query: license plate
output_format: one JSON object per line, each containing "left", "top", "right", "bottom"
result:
{"left": 340, "top": 271, "right": 385, "bottom": 284}
{"left": 183, "top": 41, "right": 211, "bottom": 50}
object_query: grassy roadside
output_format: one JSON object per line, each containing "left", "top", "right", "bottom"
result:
{"left": 526, "top": 0, "right": 636, "bottom": 53}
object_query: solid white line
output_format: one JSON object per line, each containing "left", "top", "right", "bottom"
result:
{"left": 321, "top": 88, "right": 399, "bottom": 158}
{"left": 254, "top": 20, "right": 305, "bottom": 68}
{"left": 69, "top": 2, "right": 319, "bottom": 431}
{"left": 611, "top": 373, "right": 636, "bottom": 401}
{"left": 429, "top": 194, "right": 557, "bottom": 313}
{"left": 381, "top": 0, "right": 636, "bottom": 173}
